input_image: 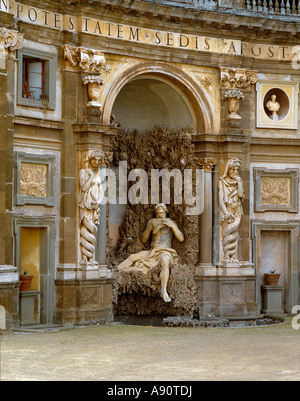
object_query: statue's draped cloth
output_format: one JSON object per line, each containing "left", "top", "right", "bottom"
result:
{"left": 118, "top": 246, "right": 179, "bottom": 275}
{"left": 219, "top": 176, "right": 243, "bottom": 220}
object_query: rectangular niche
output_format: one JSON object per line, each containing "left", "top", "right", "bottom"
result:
{"left": 256, "top": 80, "right": 299, "bottom": 129}
{"left": 15, "top": 152, "right": 55, "bottom": 206}
{"left": 252, "top": 221, "right": 300, "bottom": 313}
{"left": 254, "top": 168, "right": 299, "bottom": 213}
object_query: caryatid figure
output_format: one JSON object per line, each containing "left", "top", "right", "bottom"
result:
{"left": 118, "top": 203, "right": 184, "bottom": 302}
{"left": 78, "top": 150, "right": 104, "bottom": 265}
{"left": 218, "top": 158, "right": 244, "bottom": 265}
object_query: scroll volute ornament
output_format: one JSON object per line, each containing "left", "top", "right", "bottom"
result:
{"left": 0, "top": 28, "right": 24, "bottom": 51}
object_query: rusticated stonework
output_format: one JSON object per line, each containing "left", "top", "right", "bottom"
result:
{"left": 113, "top": 263, "right": 198, "bottom": 317}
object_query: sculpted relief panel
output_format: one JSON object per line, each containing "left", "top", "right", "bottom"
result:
{"left": 20, "top": 162, "right": 48, "bottom": 198}
{"left": 254, "top": 168, "right": 299, "bottom": 213}
{"left": 260, "top": 177, "right": 291, "bottom": 206}
{"left": 15, "top": 153, "right": 55, "bottom": 206}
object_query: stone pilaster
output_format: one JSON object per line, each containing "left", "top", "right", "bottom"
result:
{"left": 196, "top": 158, "right": 217, "bottom": 271}
{"left": 0, "top": 27, "right": 23, "bottom": 329}
{"left": 55, "top": 46, "right": 116, "bottom": 325}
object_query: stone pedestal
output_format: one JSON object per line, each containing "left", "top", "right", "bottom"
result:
{"left": 195, "top": 263, "right": 258, "bottom": 318}
{"left": 55, "top": 265, "right": 114, "bottom": 326}
{"left": 0, "top": 265, "right": 20, "bottom": 329}
{"left": 19, "top": 291, "right": 39, "bottom": 326}
{"left": 261, "top": 285, "right": 285, "bottom": 315}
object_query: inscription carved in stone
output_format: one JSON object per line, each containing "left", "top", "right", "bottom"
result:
{"left": 260, "top": 177, "right": 291, "bottom": 206}
{"left": 20, "top": 163, "right": 48, "bottom": 197}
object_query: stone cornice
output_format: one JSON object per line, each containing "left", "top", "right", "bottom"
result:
{"left": 13, "top": 0, "right": 300, "bottom": 38}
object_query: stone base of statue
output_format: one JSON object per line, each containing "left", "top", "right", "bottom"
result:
{"left": 113, "top": 263, "right": 198, "bottom": 317}
{"left": 0, "top": 265, "right": 20, "bottom": 330}
{"left": 54, "top": 264, "right": 114, "bottom": 326}
{"left": 195, "top": 262, "right": 258, "bottom": 318}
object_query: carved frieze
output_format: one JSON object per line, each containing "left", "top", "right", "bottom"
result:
{"left": 63, "top": 45, "right": 106, "bottom": 73}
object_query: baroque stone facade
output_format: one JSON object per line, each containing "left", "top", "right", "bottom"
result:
{"left": 0, "top": 0, "right": 300, "bottom": 329}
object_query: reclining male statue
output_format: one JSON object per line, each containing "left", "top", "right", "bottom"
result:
{"left": 117, "top": 203, "right": 184, "bottom": 302}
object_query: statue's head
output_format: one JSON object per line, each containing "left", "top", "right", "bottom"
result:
{"left": 271, "top": 94, "right": 277, "bottom": 102}
{"left": 222, "top": 158, "right": 241, "bottom": 179}
{"left": 155, "top": 203, "right": 168, "bottom": 218}
{"left": 85, "top": 149, "right": 105, "bottom": 169}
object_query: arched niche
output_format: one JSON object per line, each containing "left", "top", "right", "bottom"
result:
{"left": 101, "top": 62, "right": 214, "bottom": 133}
{"left": 111, "top": 76, "right": 194, "bottom": 132}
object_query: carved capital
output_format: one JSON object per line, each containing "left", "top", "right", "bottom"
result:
{"left": 63, "top": 45, "right": 106, "bottom": 73}
{"left": 220, "top": 67, "right": 258, "bottom": 89}
{"left": 0, "top": 28, "right": 24, "bottom": 51}
{"left": 197, "top": 158, "right": 217, "bottom": 172}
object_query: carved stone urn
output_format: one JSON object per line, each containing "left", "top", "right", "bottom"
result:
{"left": 83, "top": 75, "right": 104, "bottom": 107}
{"left": 224, "top": 89, "right": 245, "bottom": 120}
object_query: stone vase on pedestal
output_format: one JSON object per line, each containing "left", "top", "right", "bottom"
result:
{"left": 224, "top": 89, "right": 245, "bottom": 120}
{"left": 83, "top": 75, "right": 104, "bottom": 108}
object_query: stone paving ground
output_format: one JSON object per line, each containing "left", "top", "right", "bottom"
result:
{"left": 0, "top": 317, "right": 299, "bottom": 382}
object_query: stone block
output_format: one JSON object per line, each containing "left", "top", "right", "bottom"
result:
{"left": 19, "top": 291, "right": 39, "bottom": 326}
{"left": 0, "top": 281, "right": 20, "bottom": 329}
{"left": 0, "top": 240, "right": 5, "bottom": 264}
{"left": 61, "top": 177, "right": 76, "bottom": 194}
{"left": 195, "top": 265, "right": 258, "bottom": 318}
{"left": 54, "top": 278, "right": 113, "bottom": 326}
{"left": 261, "top": 285, "right": 285, "bottom": 314}
{"left": 59, "top": 238, "right": 78, "bottom": 264}
{"left": 61, "top": 193, "right": 77, "bottom": 219}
